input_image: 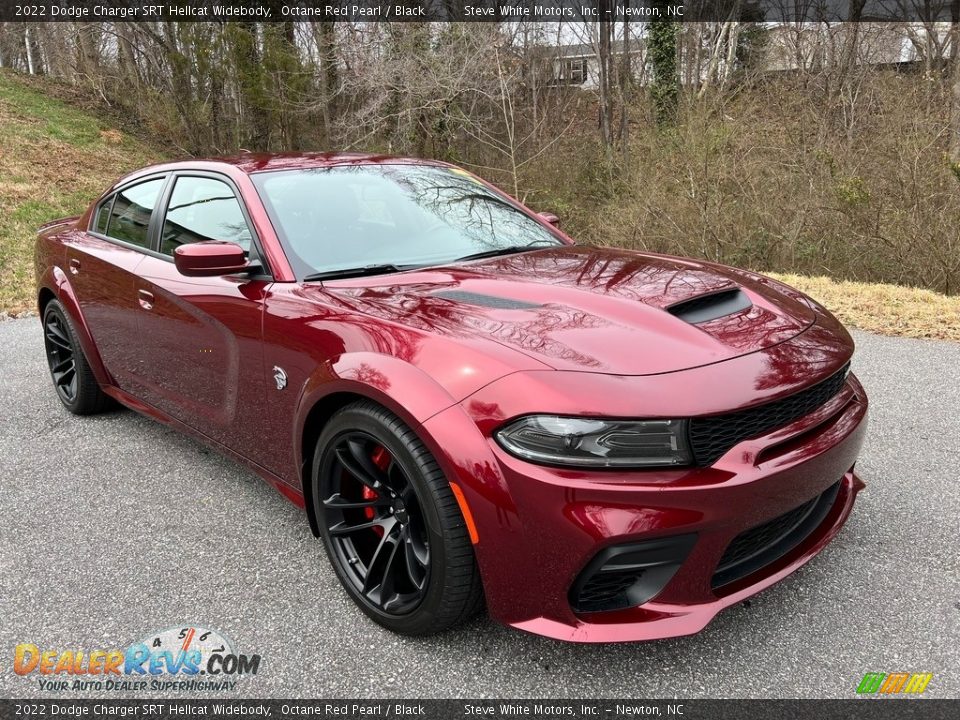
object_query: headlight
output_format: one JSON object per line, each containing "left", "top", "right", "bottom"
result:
{"left": 494, "top": 415, "right": 692, "bottom": 468}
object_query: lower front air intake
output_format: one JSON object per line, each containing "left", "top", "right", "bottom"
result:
{"left": 569, "top": 534, "right": 697, "bottom": 613}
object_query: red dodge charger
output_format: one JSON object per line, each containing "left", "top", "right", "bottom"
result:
{"left": 35, "top": 154, "right": 867, "bottom": 642}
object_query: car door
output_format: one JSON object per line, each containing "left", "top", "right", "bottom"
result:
{"left": 132, "top": 172, "right": 272, "bottom": 455}
{"left": 65, "top": 175, "right": 167, "bottom": 393}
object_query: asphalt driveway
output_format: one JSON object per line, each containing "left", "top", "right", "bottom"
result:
{"left": 1, "top": 317, "right": 957, "bottom": 699}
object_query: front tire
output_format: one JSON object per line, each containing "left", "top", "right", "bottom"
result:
{"left": 42, "top": 300, "right": 110, "bottom": 415}
{"left": 312, "top": 401, "right": 483, "bottom": 635}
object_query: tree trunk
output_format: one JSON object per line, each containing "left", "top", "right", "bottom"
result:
{"left": 314, "top": 21, "right": 337, "bottom": 146}
{"left": 117, "top": 22, "right": 140, "bottom": 87}
{"left": 234, "top": 22, "right": 269, "bottom": 150}
{"left": 699, "top": 22, "right": 730, "bottom": 97}
{"left": 74, "top": 22, "right": 100, "bottom": 80}
{"left": 649, "top": 5, "right": 679, "bottom": 126}
{"left": 952, "top": 2, "right": 960, "bottom": 61}
{"left": 24, "top": 27, "right": 35, "bottom": 75}
{"left": 525, "top": 25, "right": 539, "bottom": 146}
{"left": 617, "top": 16, "right": 631, "bottom": 158}
{"left": 837, "top": 1, "right": 865, "bottom": 80}
{"left": 597, "top": 6, "right": 614, "bottom": 154}
{"left": 951, "top": 26, "right": 960, "bottom": 164}
{"left": 721, "top": 21, "right": 741, "bottom": 88}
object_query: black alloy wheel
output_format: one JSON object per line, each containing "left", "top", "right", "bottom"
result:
{"left": 323, "top": 431, "right": 431, "bottom": 613}
{"left": 313, "top": 401, "right": 483, "bottom": 635}
{"left": 41, "top": 301, "right": 110, "bottom": 415}
{"left": 44, "top": 309, "right": 78, "bottom": 405}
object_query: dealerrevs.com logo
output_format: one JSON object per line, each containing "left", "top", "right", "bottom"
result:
{"left": 13, "top": 626, "right": 261, "bottom": 692}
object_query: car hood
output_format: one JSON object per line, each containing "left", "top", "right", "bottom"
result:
{"left": 318, "top": 246, "right": 816, "bottom": 375}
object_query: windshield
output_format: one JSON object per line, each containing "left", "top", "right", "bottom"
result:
{"left": 251, "top": 164, "right": 564, "bottom": 279}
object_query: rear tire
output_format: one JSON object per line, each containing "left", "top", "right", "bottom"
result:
{"left": 42, "top": 300, "right": 111, "bottom": 415}
{"left": 312, "top": 400, "right": 484, "bottom": 635}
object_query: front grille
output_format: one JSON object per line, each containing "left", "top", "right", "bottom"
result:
{"left": 689, "top": 363, "right": 849, "bottom": 466}
{"left": 712, "top": 480, "right": 841, "bottom": 589}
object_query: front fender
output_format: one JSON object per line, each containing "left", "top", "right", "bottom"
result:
{"left": 294, "top": 352, "right": 511, "bottom": 538}
{"left": 38, "top": 266, "right": 112, "bottom": 387}
{"left": 294, "top": 351, "right": 461, "bottom": 455}
{"left": 420, "top": 403, "right": 523, "bottom": 622}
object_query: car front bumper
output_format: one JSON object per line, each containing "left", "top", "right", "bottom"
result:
{"left": 508, "top": 469, "right": 864, "bottom": 643}
{"left": 422, "top": 356, "right": 868, "bottom": 642}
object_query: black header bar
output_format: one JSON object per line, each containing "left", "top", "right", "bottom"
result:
{"left": 2, "top": 0, "right": 958, "bottom": 23}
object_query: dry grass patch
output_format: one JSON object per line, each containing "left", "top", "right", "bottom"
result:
{"left": 0, "top": 71, "right": 162, "bottom": 315}
{"left": 770, "top": 273, "right": 960, "bottom": 341}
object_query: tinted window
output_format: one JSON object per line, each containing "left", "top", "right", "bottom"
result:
{"left": 94, "top": 198, "right": 111, "bottom": 234}
{"left": 107, "top": 178, "right": 164, "bottom": 249}
{"left": 251, "top": 165, "right": 562, "bottom": 278}
{"left": 160, "top": 176, "right": 252, "bottom": 256}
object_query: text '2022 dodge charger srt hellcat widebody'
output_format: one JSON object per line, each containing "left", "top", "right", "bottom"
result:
{"left": 35, "top": 154, "right": 868, "bottom": 642}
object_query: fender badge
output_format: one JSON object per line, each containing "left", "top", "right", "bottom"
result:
{"left": 272, "top": 366, "right": 288, "bottom": 391}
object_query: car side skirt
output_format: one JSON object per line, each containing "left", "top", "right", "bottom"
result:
{"left": 102, "top": 384, "right": 306, "bottom": 510}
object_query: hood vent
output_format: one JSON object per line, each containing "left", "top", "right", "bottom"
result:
{"left": 433, "top": 290, "right": 542, "bottom": 310}
{"left": 667, "top": 287, "right": 752, "bottom": 324}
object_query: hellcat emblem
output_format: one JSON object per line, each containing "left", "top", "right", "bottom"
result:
{"left": 272, "top": 366, "right": 287, "bottom": 390}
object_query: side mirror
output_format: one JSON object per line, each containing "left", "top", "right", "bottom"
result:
{"left": 538, "top": 212, "right": 561, "bottom": 228}
{"left": 174, "top": 241, "right": 250, "bottom": 277}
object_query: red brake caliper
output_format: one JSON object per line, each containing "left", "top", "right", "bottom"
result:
{"left": 365, "top": 446, "right": 391, "bottom": 538}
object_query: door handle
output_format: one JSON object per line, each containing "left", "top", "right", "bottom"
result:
{"left": 68, "top": 258, "right": 80, "bottom": 275}
{"left": 138, "top": 289, "right": 154, "bottom": 311}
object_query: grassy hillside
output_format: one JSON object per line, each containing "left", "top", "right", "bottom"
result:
{"left": 0, "top": 70, "right": 162, "bottom": 315}
{"left": 0, "top": 71, "right": 957, "bottom": 339}
{"left": 768, "top": 274, "right": 960, "bottom": 341}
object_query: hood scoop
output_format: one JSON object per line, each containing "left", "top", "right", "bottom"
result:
{"left": 667, "top": 287, "right": 752, "bottom": 324}
{"left": 433, "top": 289, "right": 543, "bottom": 310}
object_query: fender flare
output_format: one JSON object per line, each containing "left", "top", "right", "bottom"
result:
{"left": 38, "top": 267, "right": 113, "bottom": 387}
{"left": 294, "top": 351, "right": 468, "bottom": 536}
{"left": 420, "top": 403, "right": 521, "bottom": 617}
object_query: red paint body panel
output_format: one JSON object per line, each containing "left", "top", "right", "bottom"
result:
{"left": 34, "top": 154, "right": 868, "bottom": 642}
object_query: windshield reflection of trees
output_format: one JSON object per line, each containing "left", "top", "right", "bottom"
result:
{"left": 380, "top": 165, "right": 558, "bottom": 252}
{"left": 263, "top": 165, "right": 559, "bottom": 269}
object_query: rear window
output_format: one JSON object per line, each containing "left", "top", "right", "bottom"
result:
{"left": 94, "top": 200, "right": 111, "bottom": 234}
{"left": 106, "top": 178, "right": 165, "bottom": 249}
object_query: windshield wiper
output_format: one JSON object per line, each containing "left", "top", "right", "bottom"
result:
{"left": 452, "top": 241, "right": 558, "bottom": 264}
{"left": 303, "top": 264, "right": 417, "bottom": 282}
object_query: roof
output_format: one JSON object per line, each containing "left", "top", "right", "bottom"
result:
{"left": 213, "top": 151, "right": 437, "bottom": 174}
{"left": 111, "top": 152, "right": 448, "bottom": 189}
